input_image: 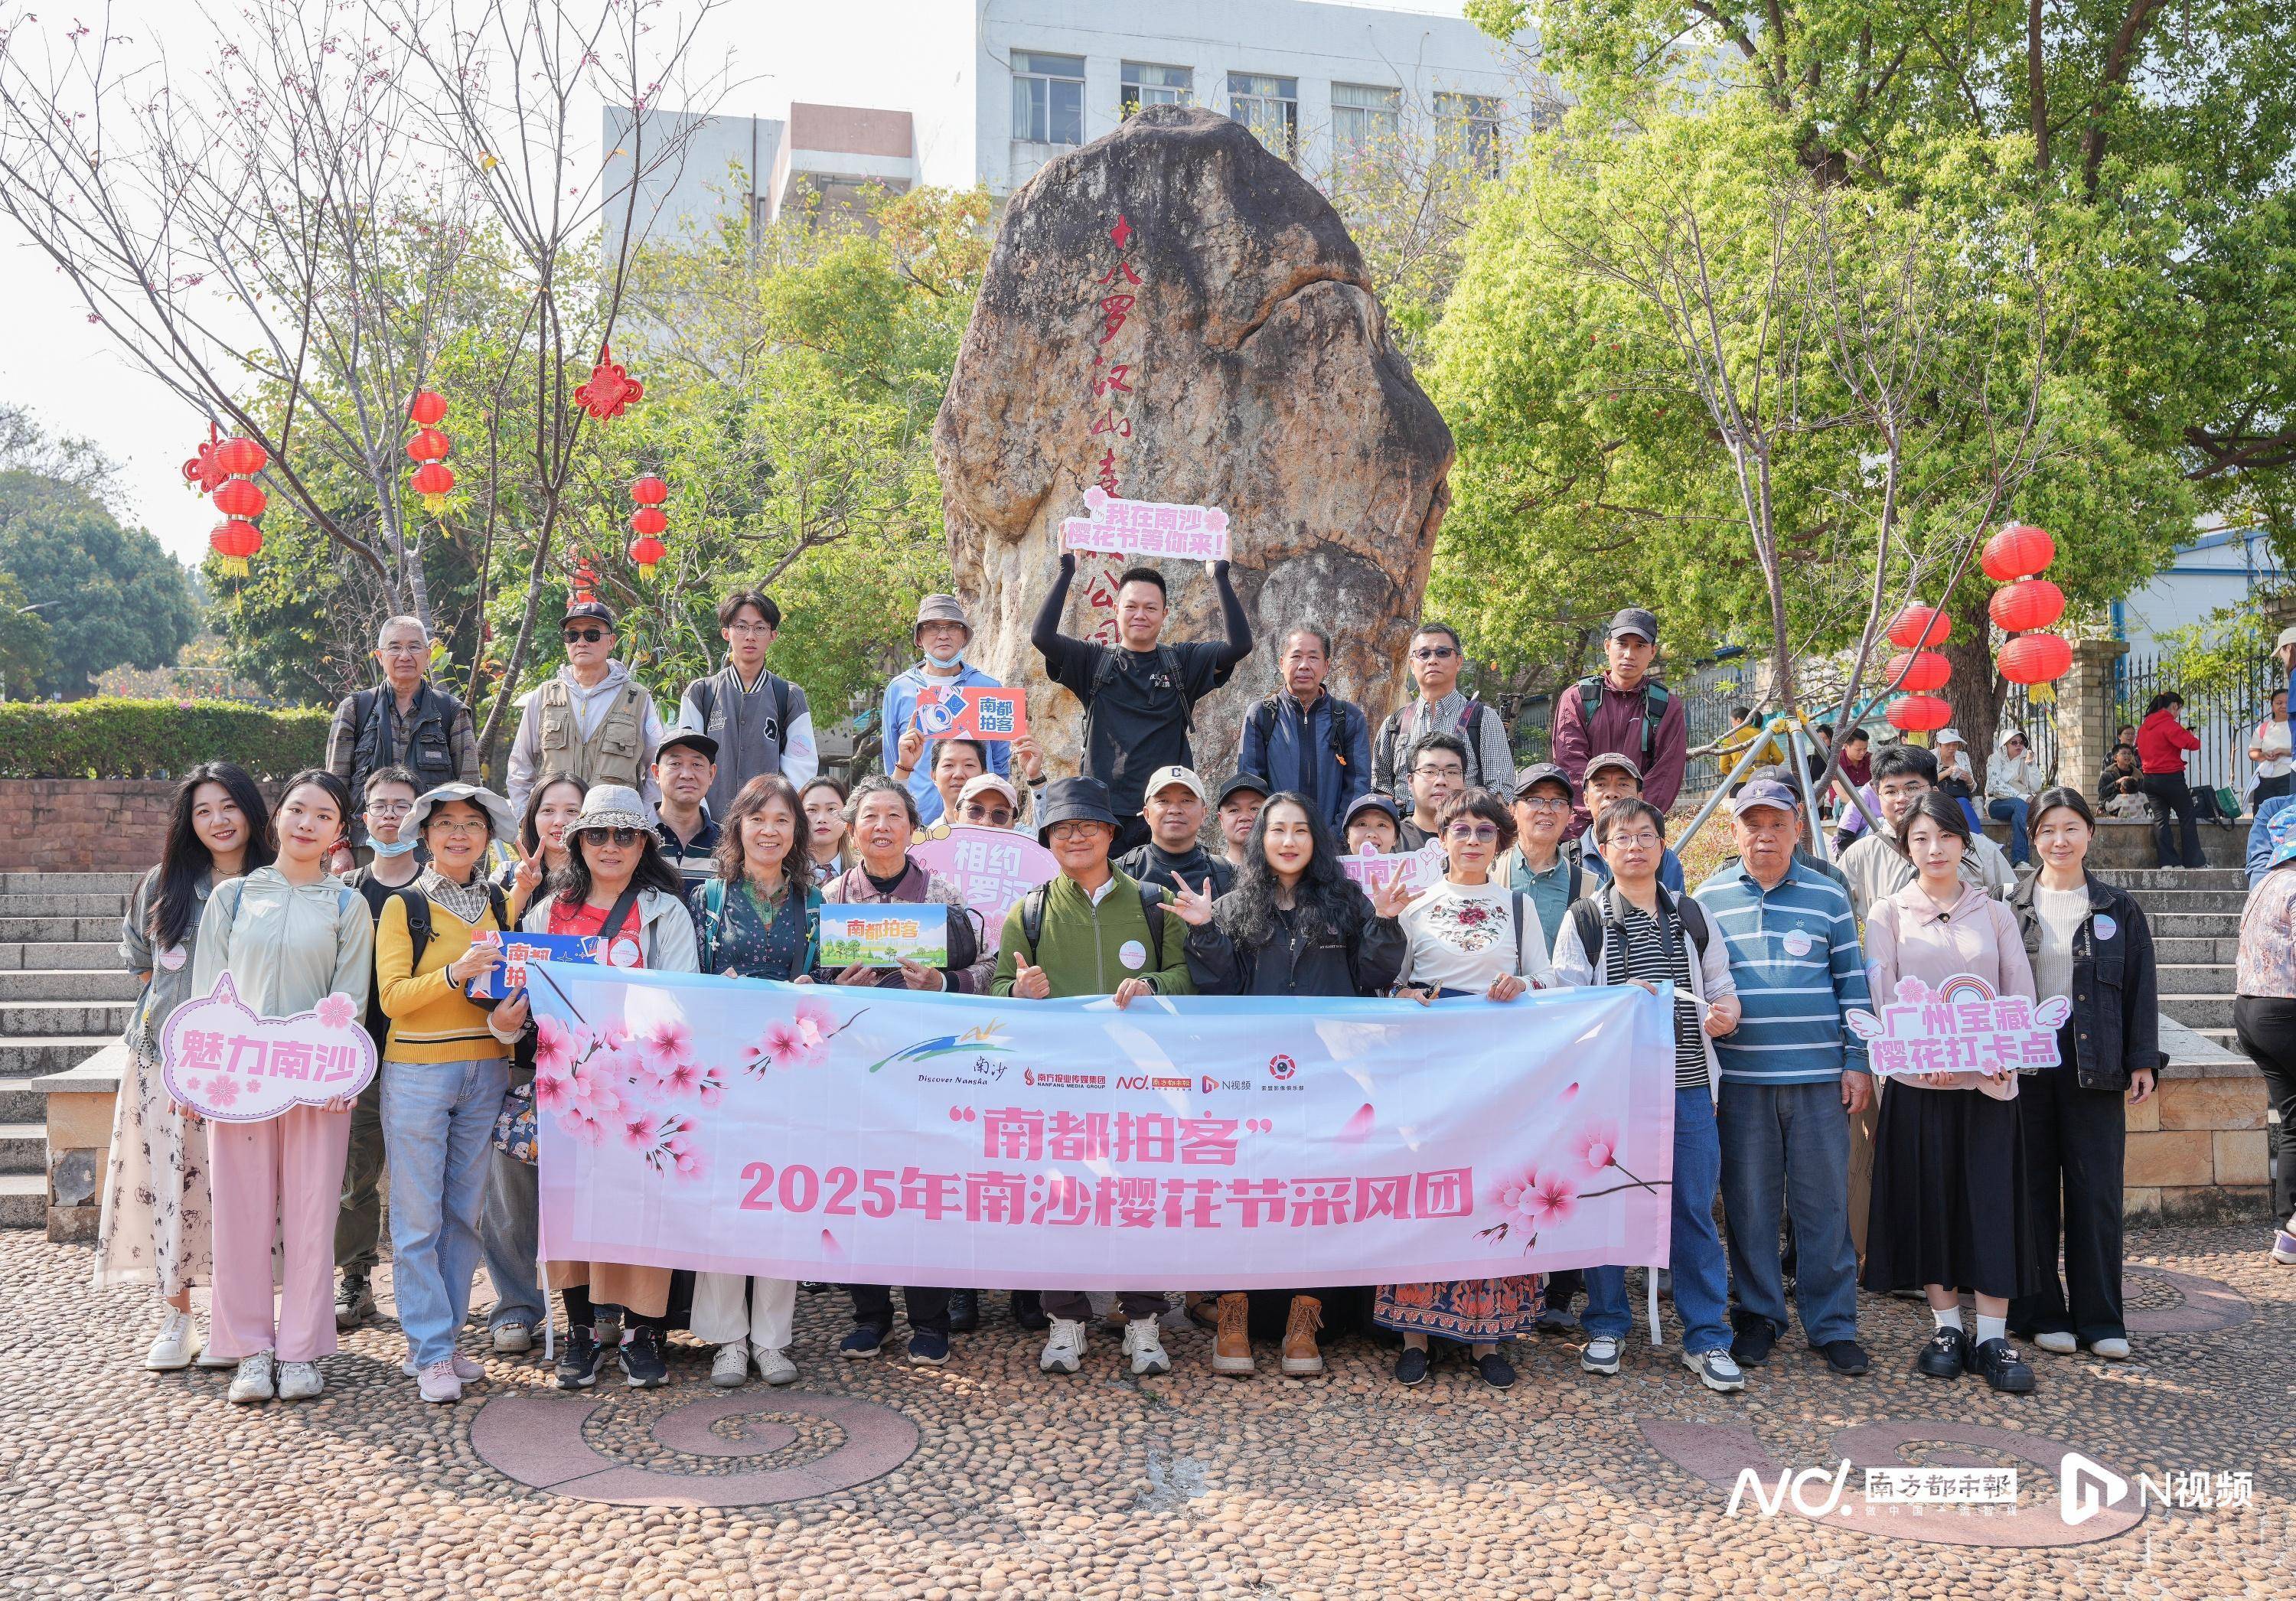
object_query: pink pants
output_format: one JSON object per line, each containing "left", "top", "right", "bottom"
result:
{"left": 206, "top": 1105, "right": 354, "bottom": 1363}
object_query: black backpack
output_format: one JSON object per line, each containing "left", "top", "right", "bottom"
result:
{"left": 1567, "top": 884, "right": 1710, "bottom": 977}
{"left": 1574, "top": 675, "right": 1671, "bottom": 777}
{"left": 396, "top": 882, "right": 513, "bottom": 973}
{"left": 1249, "top": 695, "right": 1362, "bottom": 782}
{"left": 1378, "top": 697, "right": 1498, "bottom": 789}
{"left": 1016, "top": 881, "right": 1167, "bottom": 973}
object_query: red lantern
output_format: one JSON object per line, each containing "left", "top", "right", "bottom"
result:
{"left": 1998, "top": 632, "right": 2073, "bottom": 685}
{"left": 209, "top": 518, "right": 263, "bottom": 576}
{"left": 406, "top": 428, "right": 451, "bottom": 464}
{"left": 408, "top": 390, "right": 448, "bottom": 426}
{"left": 628, "top": 505, "right": 668, "bottom": 537}
{"left": 214, "top": 435, "right": 269, "bottom": 477}
{"left": 1885, "top": 603, "right": 1952, "bottom": 650}
{"left": 1981, "top": 523, "right": 2055, "bottom": 582}
{"left": 213, "top": 478, "right": 267, "bottom": 520}
{"left": 412, "top": 461, "right": 455, "bottom": 512}
{"left": 1887, "top": 693, "right": 1953, "bottom": 733}
{"left": 1884, "top": 651, "right": 1951, "bottom": 693}
{"left": 628, "top": 534, "right": 667, "bottom": 575}
{"left": 630, "top": 474, "right": 669, "bottom": 506}
{"left": 1988, "top": 577, "right": 2065, "bottom": 634}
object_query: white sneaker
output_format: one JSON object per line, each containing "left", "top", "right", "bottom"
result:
{"left": 755, "top": 1347, "right": 799, "bottom": 1387}
{"left": 144, "top": 1309, "right": 201, "bottom": 1371}
{"left": 276, "top": 1361, "right": 323, "bottom": 1400}
{"left": 1039, "top": 1317, "right": 1087, "bottom": 1374}
{"left": 1580, "top": 1335, "right": 1624, "bottom": 1375}
{"left": 491, "top": 1323, "right": 534, "bottom": 1355}
{"left": 2090, "top": 1337, "right": 2131, "bottom": 1360}
{"left": 711, "top": 1339, "right": 752, "bottom": 1388}
{"left": 2033, "top": 1331, "right": 2079, "bottom": 1355}
{"left": 1681, "top": 1347, "right": 1746, "bottom": 1393}
{"left": 227, "top": 1352, "right": 276, "bottom": 1404}
{"left": 1122, "top": 1316, "right": 1172, "bottom": 1377}
{"left": 195, "top": 1335, "right": 237, "bottom": 1371}
{"left": 417, "top": 1359, "right": 462, "bottom": 1404}
{"left": 400, "top": 1353, "right": 484, "bottom": 1382}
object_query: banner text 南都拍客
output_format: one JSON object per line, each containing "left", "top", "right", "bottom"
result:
{"left": 527, "top": 967, "right": 1678, "bottom": 1291}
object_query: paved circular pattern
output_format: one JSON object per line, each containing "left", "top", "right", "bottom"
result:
{"left": 470, "top": 1391, "right": 921, "bottom": 1506}
{"left": 2120, "top": 1263, "right": 2253, "bottom": 1334}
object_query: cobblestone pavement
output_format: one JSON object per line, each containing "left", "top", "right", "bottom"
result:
{"left": 3, "top": 1224, "right": 2291, "bottom": 1599}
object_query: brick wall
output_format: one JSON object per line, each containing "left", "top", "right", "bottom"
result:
{"left": 0, "top": 779, "right": 282, "bottom": 872}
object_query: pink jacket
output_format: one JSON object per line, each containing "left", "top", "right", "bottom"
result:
{"left": 1861, "top": 881, "right": 2037, "bottom": 1101}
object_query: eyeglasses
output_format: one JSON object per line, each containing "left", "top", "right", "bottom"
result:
{"left": 377, "top": 644, "right": 426, "bottom": 657}
{"left": 563, "top": 628, "right": 608, "bottom": 644}
{"left": 367, "top": 800, "right": 415, "bottom": 817}
{"left": 1445, "top": 822, "right": 1501, "bottom": 843}
{"left": 1607, "top": 830, "right": 1663, "bottom": 849}
{"left": 1518, "top": 795, "right": 1569, "bottom": 813}
{"left": 426, "top": 819, "right": 490, "bottom": 837}
{"left": 1411, "top": 646, "right": 1458, "bottom": 661}
{"left": 1048, "top": 820, "right": 1107, "bottom": 842}
{"left": 581, "top": 827, "right": 644, "bottom": 846}
{"left": 726, "top": 621, "right": 774, "bottom": 636}
{"left": 962, "top": 804, "right": 1014, "bottom": 827}
{"left": 1413, "top": 765, "right": 1465, "bottom": 780}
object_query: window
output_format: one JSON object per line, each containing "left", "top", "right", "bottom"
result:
{"left": 1228, "top": 72, "right": 1299, "bottom": 162}
{"left": 1013, "top": 51, "right": 1085, "bottom": 146}
{"left": 1120, "top": 61, "right": 1192, "bottom": 119}
{"left": 1436, "top": 91, "right": 1503, "bottom": 174}
{"left": 1332, "top": 83, "right": 1400, "bottom": 163}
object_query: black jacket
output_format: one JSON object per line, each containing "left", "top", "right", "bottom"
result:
{"left": 1183, "top": 891, "right": 1406, "bottom": 999}
{"left": 2009, "top": 870, "right": 2164, "bottom": 1092}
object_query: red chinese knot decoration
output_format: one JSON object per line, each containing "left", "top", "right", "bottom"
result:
{"left": 628, "top": 473, "right": 669, "bottom": 576}
{"left": 576, "top": 344, "right": 644, "bottom": 422}
{"left": 1887, "top": 693, "right": 1953, "bottom": 733}
{"left": 1980, "top": 523, "right": 2056, "bottom": 582}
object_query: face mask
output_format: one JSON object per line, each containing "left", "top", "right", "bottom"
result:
{"left": 923, "top": 644, "right": 965, "bottom": 670}
{"left": 368, "top": 834, "right": 419, "bottom": 859}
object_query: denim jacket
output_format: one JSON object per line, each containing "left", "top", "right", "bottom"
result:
{"left": 2009, "top": 870, "right": 2164, "bottom": 1091}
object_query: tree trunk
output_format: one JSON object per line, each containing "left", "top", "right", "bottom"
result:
{"left": 1941, "top": 585, "right": 1999, "bottom": 765}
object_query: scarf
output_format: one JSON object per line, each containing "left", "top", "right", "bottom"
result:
{"left": 419, "top": 867, "right": 491, "bottom": 927}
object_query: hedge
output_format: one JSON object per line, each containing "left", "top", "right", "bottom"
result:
{"left": 0, "top": 697, "right": 332, "bottom": 779}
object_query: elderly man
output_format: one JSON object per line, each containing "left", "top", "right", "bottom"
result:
{"left": 651, "top": 732, "right": 722, "bottom": 889}
{"left": 507, "top": 597, "right": 667, "bottom": 818}
{"left": 1552, "top": 607, "right": 1688, "bottom": 835}
{"left": 881, "top": 594, "right": 1011, "bottom": 825}
{"left": 1505, "top": 763, "right": 1581, "bottom": 944}
{"left": 1694, "top": 781, "right": 1874, "bottom": 1378}
{"left": 1236, "top": 626, "right": 1371, "bottom": 832}
{"left": 325, "top": 615, "right": 481, "bottom": 853}
{"left": 1371, "top": 622, "right": 1514, "bottom": 801}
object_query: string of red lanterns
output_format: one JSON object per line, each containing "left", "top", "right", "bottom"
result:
{"left": 407, "top": 390, "right": 455, "bottom": 513}
{"left": 628, "top": 473, "right": 668, "bottom": 577}
{"left": 1882, "top": 602, "right": 1954, "bottom": 732}
{"left": 1983, "top": 522, "right": 2071, "bottom": 691}
{"left": 192, "top": 425, "right": 270, "bottom": 578}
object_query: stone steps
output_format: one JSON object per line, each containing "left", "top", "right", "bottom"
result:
{"left": 0, "top": 892, "right": 137, "bottom": 918}
{"left": 0, "top": 1172, "right": 43, "bottom": 1228}
{"left": 2105, "top": 867, "right": 2248, "bottom": 891}
{"left": 0, "top": 1120, "right": 42, "bottom": 1175}
{"left": 2154, "top": 936, "right": 2242, "bottom": 964}
{"left": 2161, "top": 993, "right": 2235, "bottom": 1029}
{"left": 0, "top": 970, "right": 143, "bottom": 1003}
{"left": 2145, "top": 911, "right": 2242, "bottom": 937}
{"left": 0, "top": 1000, "right": 132, "bottom": 1039}
{"left": 0, "top": 872, "right": 142, "bottom": 895}
{"left": 2118, "top": 888, "right": 2247, "bottom": 915}
{"left": 0, "top": 917, "right": 126, "bottom": 944}
{"left": 0, "top": 942, "right": 125, "bottom": 973}
{"left": 2156, "top": 964, "right": 2241, "bottom": 996}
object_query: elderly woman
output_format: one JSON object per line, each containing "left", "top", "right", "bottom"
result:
{"left": 375, "top": 781, "right": 521, "bottom": 1404}
{"left": 517, "top": 784, "right": 700, "bottom": 1393}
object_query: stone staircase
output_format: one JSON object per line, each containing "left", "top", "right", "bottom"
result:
{"left": 0, "top": 872, "right": 137, "bottom": 1228}
{"left": 2122, "top": 867, "right": 2250, "bottom": 1059}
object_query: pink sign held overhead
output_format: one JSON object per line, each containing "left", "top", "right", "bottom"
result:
{"left": 910, "top": 825, "right": 1061, "bottom": 954}
{"left": 1062, "top": 484, "right": 1231, "bottom": 562}
{"left": 1847, "top": 973, "right": 2071, "bottom": 1079}
{"left": 160, "top": 974, "right": 378, "bottom": 1122}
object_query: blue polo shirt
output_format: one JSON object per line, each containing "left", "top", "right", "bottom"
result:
{"left": 1694, "top": 859, "right": 1870, "bottom": 1084}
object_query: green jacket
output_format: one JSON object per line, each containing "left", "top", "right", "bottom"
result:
{"left": 990, "top": 869, "right": 1195, "bottom": 999}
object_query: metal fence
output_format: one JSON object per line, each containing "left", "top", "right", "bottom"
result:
{"left": 2114, "top": 650, "right": 2280, "bottom": 799}
{"left": 1998, "top": 683, "right": 2063, "bottom": 784}
{"left": 1508, "top": 682, "right": 1745, "bottom": 794}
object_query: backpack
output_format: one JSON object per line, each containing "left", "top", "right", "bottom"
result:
{"left": 1574, "top": 675, "right": 1671, "bottom": 777}
{"left": 689, "top": 670, "right": 794, "bottom": 748}
{"left": 1249, "top": 695, "right": 1361, "bottom": 786}
{"left": 396, "top": 882, "right": 513, "bottom": 974}
{"left": 700, "top": 876, "right": 820, "bottom": 975}
{"left": 1567, "top": 884, "right": 1710, "bottom": 981}
{"left": 1378, "top": 697, "right": 1498, "bottom": 789}
{"left": 1084, "top": 644, "right": 1194, "bottom": 761}
{"left": 1016, "top": 881, "right": 1167, "bottom": 975}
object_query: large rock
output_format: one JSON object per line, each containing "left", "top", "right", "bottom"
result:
{"left": 935, "top": 105, "right": 1453, "bottom": 791}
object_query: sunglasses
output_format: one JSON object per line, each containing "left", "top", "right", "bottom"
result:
{"left": 1445, "top": 822, "right": 1501, "bottom": 843}
{"left": 563, "top": 628, "right": 608, "bottom": 644}
{"left": 1411, "top": 646, "right": 1458, "bottom": 660}
{"left": 581, "top": 827, "right": 645, "bottom": 846}
{"left": 962, "top": 804, "right": 1015, "bottom": 827}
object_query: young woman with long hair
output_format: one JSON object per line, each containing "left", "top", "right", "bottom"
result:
{"left": 98, "top": 761, "right": 276, "bottom": 1371}
{"left": 193, "top": 771, "right": 373, "bottom": 1403}
{"left": 799, "top": 774, "right": 853, "bottom": 882}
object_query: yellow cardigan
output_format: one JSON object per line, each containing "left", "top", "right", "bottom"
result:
{"left": 374, "top": 891, "right": 509, "bottom": 1064}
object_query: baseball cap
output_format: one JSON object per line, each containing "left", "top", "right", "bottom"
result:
{"left": 1606, "top": 607, "right": 1658, "bottom": 644}
{"left": 1936, "top": 726, "right": 1965, "bottom": 746}
{"left": 1344, "top": 792, "right": 1401, "bottom": 829}
{"left": 1730, "top": 779, "right": 1801, "bottom": 818}
{"left": 1583, "top": 752, "right": 1644, "bottom": 784}
{"left": 957, "top": 773, "right": 1021, "bottom": 812}
{"left": 1141, "top": 765, "right": 1208, "bottom": 807}
{"left": 2276, "top": 625, "right": 2296, "bottom": 653}
{"left": 562, "top": 598, "right": 617, "bottom": 630}
{"left": 1513, "top": 761, "right": 1573, "bottom": 800}
{"left": 654, "top": 730, "right": 719, "bottom": 764}
{"left": 1218, "top": 772, "right": 1272, "bottom": 807}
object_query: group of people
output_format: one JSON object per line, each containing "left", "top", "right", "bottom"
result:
{"left": 92, "top": 560, "right": 2226, "bottom": 1410}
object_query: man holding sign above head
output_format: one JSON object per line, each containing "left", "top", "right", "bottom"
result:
{"left": 1033, "top": 553, "right": 1253, "bottom": 855}
{"left": 1120, "top": 765, "right": 1234, "bottom": 898}
{"left": 881, "top": 595, "right": 1016, "bottom": 825}
{"left": 991, "top": 777, "right": 1194, "bottom": 1378}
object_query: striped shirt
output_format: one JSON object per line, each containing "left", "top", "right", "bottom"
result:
{"left": 1695, "top": 859, "right": 1871, "bottom": 1084}
{"left": 1610, "top": 900, "right": 1707, "bottom": 1090}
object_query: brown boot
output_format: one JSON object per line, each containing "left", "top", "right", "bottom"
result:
{"left": 1280, "top": 1295, "right": 1324, "bottom": 1376}
{"left": 1211, "top": 1293, "right": 1254, "bottom": 1374}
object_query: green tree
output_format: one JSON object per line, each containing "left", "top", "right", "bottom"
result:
{"left": 0, "top": 474, "right": 197, "bottom": 697}
{"left": 0, "top": 570, "right": 54, "bottom": 701}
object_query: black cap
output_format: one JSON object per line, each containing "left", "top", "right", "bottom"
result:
{"left": 1606, "top": 607, "right": 1658, "bottom": 644}
{"left": 654, "top": 730, "right": 719, "bottom": 764}
{"left": 1035, "top": 777, "right": 1119, "bottom": 846}
{"left": 1218, "top": 771, "right": 1272, "bottom": 806}
{"left": 563, "top": 598, "right": 618, "bottom": 630}
{"left": 1343, "top": 792, "right": 1401, "bottom": 828}
{"left": 1513, "top": 761, "right": 1573, "bottom": 800}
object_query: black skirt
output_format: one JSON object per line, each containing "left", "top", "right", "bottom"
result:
{"left": 1859, "top": 1079, "right": 2038, "bottom": 1300}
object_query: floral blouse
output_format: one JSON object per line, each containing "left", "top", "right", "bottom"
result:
{"left": 698, "top": 877, "right": 818, "bottom": 981}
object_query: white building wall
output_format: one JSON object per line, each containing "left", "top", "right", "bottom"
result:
{"left": 601, "top": 108, "right": 783, "bottom": 255}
